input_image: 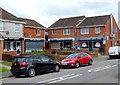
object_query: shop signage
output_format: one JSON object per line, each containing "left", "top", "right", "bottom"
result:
{"left": 82, "top": 42, "right": 87, "bottom": 47}
{"left": 95, "top": 42, "right": 101, "bottom": 47}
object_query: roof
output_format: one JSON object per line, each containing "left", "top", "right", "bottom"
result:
{"left": 78, "top": 15, "right": 110, "bottom": 27}
{"left": 0, "top": 7, "right": 45, "bottom": 28}
{"left": 18, "top": 18, "right": 45, "bottom": 28}
{"left": 49, "top": 16, "right": 85, "bottom": 28}
{"left": 0, "top": 7, "right": 19, "bottom": 21}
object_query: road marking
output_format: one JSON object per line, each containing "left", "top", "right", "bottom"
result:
{"left": 37, "top": 74, "right": 75, "bottom": 83}
{"left": 36, "top": 74, "right": 82, "bottom": 84}
{"left": 49, "top": 74, "right": 82, "bottom": 83}
{"left": 88, "top": 64, "right": 118, "bottom": 73}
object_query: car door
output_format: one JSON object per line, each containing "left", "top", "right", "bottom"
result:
{"left": 78, "top": 53, "right": 86, "bottom": 65}
{"left": 31, "top": 56, "right": 44, "bottom": 72}
{"left": 40, "top": 56, "right": 54, "bottom": 71}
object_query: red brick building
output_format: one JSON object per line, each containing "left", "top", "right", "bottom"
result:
{"left": 48, "top": 15, "right": 119, "bottom": 54}
{"left": 77, "top": 15, "right": 119, "bottom": 54}
{"left": 48, "top": 16, "right": 85, "bottom": 49}
{"left": 18, "top": 18, "right": 45, "bottom": 52}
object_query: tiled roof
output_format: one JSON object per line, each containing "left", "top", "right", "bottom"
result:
{"left": 18, "top": 18, "right": 45, "bottom": 28}
{"left": 0, "top": 7, "right": 45, "bottom": 28}
{"left": 49, "top": 16, "right": 85, "bottom": 28}
{"left": 78, "top": 15, "right": 110, "bottom": 27}
{"left": 0, "top": 7, "right": 19, "bottom": 21}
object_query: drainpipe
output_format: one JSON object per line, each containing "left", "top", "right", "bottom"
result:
{"left": 110, "top": 13, "right": 114, "bottom": 46}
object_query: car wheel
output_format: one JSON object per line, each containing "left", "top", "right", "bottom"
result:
{"left": 88, "top": 59, "right": 92, "bottom": 65}
{"left": 28, "top": 68, "right": 36, "bottom": 77}
{"left": 75, "top": 62, "right": 80, "bottom": 68}
{"left": 54, "top": 65, "right": 60, "bottom": 72}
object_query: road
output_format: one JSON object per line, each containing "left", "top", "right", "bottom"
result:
{"left": 1, "top": 56, "right": 120, "bottom": 85}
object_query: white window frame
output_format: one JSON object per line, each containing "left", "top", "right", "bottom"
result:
{"left": 95, "top": 27, "right": 100, "bottom": 34}
{"left": 0, "top": 22, "right": 7, "bottom": 31}
{"left": 81, "top": 28, "right": 89, "bottom": 34}
{"left": 14, "top": 24, "right": 20, "bottom": 33}
{"left": 63, "top": 29, "right": 70, "bottom": 35}
{"left": 36, "top": 28, "right": 41, "bottom": 36}
{"left": 52, "top": 29, "right": 56, "bottom": 35}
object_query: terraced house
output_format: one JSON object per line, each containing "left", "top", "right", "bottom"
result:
{"left": 18, "top": 18, "right": 45, "bottom": 52}
{"left": 0, "top": 8, "right": 45, "bottom": 59}
{"left": 0, "top": 7, "right": 25, "bottom": 59}
{"left": 48, "top": 16, "right": 85, "bottom": 49}
{"left": 48, "top": 15, "right": 119, "bottom": 54}
{"left": 76, "top": 15, "right": 119, "bottom": 54}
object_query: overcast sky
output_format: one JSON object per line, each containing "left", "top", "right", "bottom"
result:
{"left": 0, "top": 0, "right": 119, "bottom": 27}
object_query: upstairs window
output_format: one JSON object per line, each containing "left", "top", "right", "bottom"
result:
{"left": 95, "top": 27, "right": 100, "bottom": 34}
{"left": 15, "top": 24, "right": 20, "bottom": 33}
{"left": 0, "top": 22, "right": 7, "bottom": 31}
{"left": 36, "top": 28, "right": 40, "bottom": 35}
{"left": 52, "top": 29, "right": 56, "bottom": 35}
{"left": 63, "top": 29, "right": 70, "bottom": 35}
{"left": 81, "top": 28, "right": 89, "bottom": 34}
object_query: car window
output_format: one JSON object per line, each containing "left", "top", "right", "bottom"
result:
{"left": 30, "top": 57, "right": 42, "bottom": 62}
{"left": 66, "top": 53, "right": 78, "bottom": 59}
{"left": 78, "top": 53, "right": 85, "bottom": 57}
{"left": 13, "top": 57, "right": 27, "bottom": 63}
{"left": 41, "top": 56, "right": 50, "bottom": 62}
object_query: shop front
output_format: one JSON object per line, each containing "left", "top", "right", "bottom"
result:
{"left": 77, "top": 37, "right": 106, "bottom": 53}
{"left": 49, "top": 38, "right": 74, "bottom": 50}
{"left": 25, "top": 38, "right": 44, "bottom": 52}
{"left": 3, "top": 37, "right": 24, "bottom": 55}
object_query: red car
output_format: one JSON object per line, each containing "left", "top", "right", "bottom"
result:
{"left": 61, "top": 52, "right": 93, "bottom": 68}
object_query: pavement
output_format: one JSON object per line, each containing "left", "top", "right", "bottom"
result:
{"left": 0, "top": 60, "right": 12, "bottom": 79}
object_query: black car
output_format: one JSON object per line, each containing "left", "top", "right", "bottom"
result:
{"left": 11, "top": 55, "right": 60, "bottom": 77}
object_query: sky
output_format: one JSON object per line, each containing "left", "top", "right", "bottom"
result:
{"left": 0, "top": 0, "right": 119, "bottom": 27}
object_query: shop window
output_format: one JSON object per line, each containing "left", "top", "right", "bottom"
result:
{"left": 93, "top": 42, "right": 102, "bottom": 48}
{"left": 64, "top": 41, "right": 72, "bottom": 49}
{"left": 80, "top": 42, "right": 88, "bottom": 48}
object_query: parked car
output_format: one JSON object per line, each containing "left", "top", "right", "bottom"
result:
{"left": 61, "top": 52, "right": 93, "bottom": 68}
{"left": 108, "top": 46, "right": 120, "bottom": 59}
{"left": 11, "top": 55, "right": 60, "bottom": 77}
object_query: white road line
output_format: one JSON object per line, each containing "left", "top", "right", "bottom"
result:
{"left": 111, "top": 65, "right": 117, "bottom": 67}
{"left": 49, "top": 74, "right": 83, "bottom": 83}
{"left": 37, "top": 74, "right": 75, "bottom": 83}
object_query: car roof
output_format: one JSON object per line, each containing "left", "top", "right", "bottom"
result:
{"left": 14, "top": 55, "right": 46, "bottom": 58}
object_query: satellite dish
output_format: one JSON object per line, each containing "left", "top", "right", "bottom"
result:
{"left": 6, "top": 31, "right": 9, "bottom": 35}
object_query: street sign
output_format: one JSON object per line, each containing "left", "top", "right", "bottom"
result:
{"left": 113, "top": 28, "right": 117, "bottom": 32}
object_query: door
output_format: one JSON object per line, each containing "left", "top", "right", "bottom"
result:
{"left": 60, "top": 42, "right": 64, "bottom": 50}
{"left": 40, "top": 56, "right": 54, "bottom": 71}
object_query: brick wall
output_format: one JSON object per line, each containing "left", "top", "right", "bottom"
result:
{"left": 48, "top": 27, "right": 75, "bottom": 38}
{"left": 0, "top": 40, "right": 4, "bottom": 60}
{"left": 23, "top": 27, "right": 45, "bottom": 38}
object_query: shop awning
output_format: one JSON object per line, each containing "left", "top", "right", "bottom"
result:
{"left": 77, "top": 36, "right": 106, "bottom": 41}
{"left": 49, "top": 38, "right": 74, "bottom": 42}
{"left": 25, "top": 38, "right": 44, "bottom": 41}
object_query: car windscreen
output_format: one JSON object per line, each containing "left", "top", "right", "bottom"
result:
{"left": 66, "top": 53, "right": 78, "bottom": 59}
{"left": 13, "top": 57, "right": 28, "bottom": 63}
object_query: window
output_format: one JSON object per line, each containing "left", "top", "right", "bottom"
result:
{"left": 36, "top": 28, "right": 40, "bottom": 35}
{"left": 63, "top": 29, "right": 70, "bottom": 35}
{"left": 41, "top": 56, "right": 50, "bottom": 62}
{"left": 95, "top": 27, "right": 100, "bottom": 34}
{"left": 15, "top": 24, "right": 20, "bottom": 32}
{"left": 81, "top": 28, "right": 89, "bottom": 34}
{"left": 52, "top": 29, "right": 56, "bottom": 35}
{"left": 0, "top": 22, "right": 7, "bottom": 31}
